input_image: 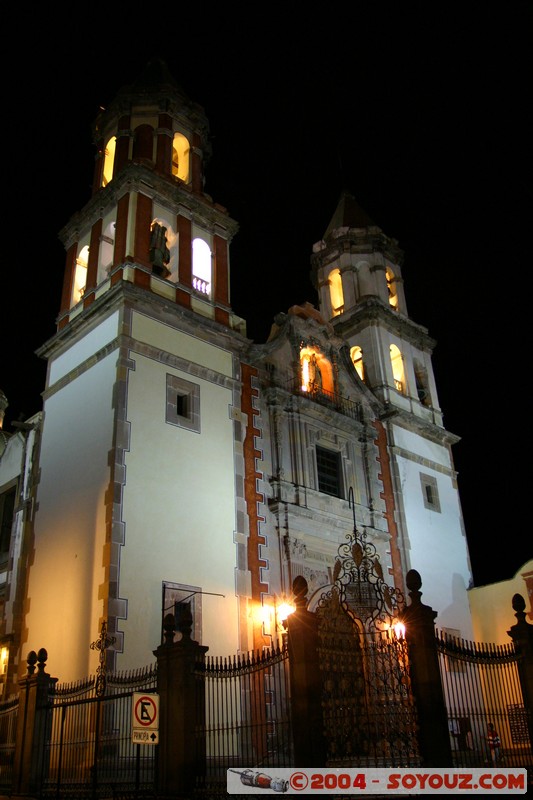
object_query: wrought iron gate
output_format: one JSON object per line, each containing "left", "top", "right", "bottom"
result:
{"left": 314, "top": 494, "right": 420, "bottom": 766}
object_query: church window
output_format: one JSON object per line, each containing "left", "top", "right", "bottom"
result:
{"left": 420, "top": 473, "right": 441, "bottom": 513}
{"left": 329, "top": 268, "right": 344, "bottom": 316}
{"left": 98, "top": 221, "right": 116, "bottom": 282}
{"left": 414, "top": 360, "right": 431, "bottom": 406}
{"left": 172, "top": 132, "right": 190, "bottom": 183}
{"left": 192, "top": 238, "right": 211, "bottom": 296}
{"left": 0, "top": 486, "right": 16, "bottom": 559}
{"left": 350, "top": 346, "right": 365, "bottom": 382}
{"left": 389, "top": 344, "right": 406, "bottom": 394}
{"left": 166, "top": 374, "right": 201, "bottom": 433}
{"left": 316, "top": 445, "right": 343, "bottom": 498}
{"left": 72, "top": 245, "right": 89, "bottom": 306}
{"left": 162, "top": 581, "right": 202, "bottom": 644}
{"left": 386, "top": 267, "right": 399, "bottom": 311}
{"left": 101, "top": 136, "right": 116, "bottom": 187}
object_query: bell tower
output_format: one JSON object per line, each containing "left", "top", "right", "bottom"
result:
{"left": 311, "top": 190, "right": 443, "bottom": 428}
{"left": 57, "top": 58, "right": 242, "bottom": 334}
{"left": 23, "top": 60, "right": 247, "bottom": 681}
{"left": 311, "top": 191, "right": 473, "bottom": 637}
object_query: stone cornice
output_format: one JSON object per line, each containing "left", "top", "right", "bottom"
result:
{"left": 37, "top": 278, "right": 250, "bottom": 363}
{"left": 58, "top": 163, "right": 239, "bottom": 249}
{"left": 332, "top": 297, "right": 436, "bottom": 351}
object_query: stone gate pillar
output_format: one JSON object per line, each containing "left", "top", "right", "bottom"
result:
{"left": 286, "top": 576, "right": 327, "bottom": 767}
{"left": 154, "top": 609, "right": 208, "bottom": 796}
{"left": 507, "top": 593, "right": 533, "bottom": 751}
{"left": 400, "top": 569, "right": 453, "bottom": 767}
{"left": 12, "top": 648, "right": 57, "bottom": 797}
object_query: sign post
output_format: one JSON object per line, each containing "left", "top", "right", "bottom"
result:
{"left": 132, "top": 692, "right": 159, "bottom": 745}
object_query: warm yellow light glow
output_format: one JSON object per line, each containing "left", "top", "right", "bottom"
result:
{"left": 386, "top": 267, "right": 398, "bottom": 310}
{"left": 300, "top": 347, "right": 334, "bottom": 394}
{"left": 102, "top": 136, "right": 116, "bottom": 187}
{"left": 277, "top": 602, "right": 296, "bottom": 622}
{"left": 172, "top": 132, "right": 191, "bottom": 183}
{"left": 329, "top": 268, "right": 344, "bottom": 316}
{"left": 350, "top": 345, "right": 364, "bottom": 381}
{"left": 0, "top": 646, "right": 8, "bottom": 674}
{"left": 394, "top": 621, "right": 406, "bottom": 640}
{"left": 390, "top": 344, "right": 406, "bottom": 394}
{"left": 72, "top": 245, "right": 89, "bottom": 306}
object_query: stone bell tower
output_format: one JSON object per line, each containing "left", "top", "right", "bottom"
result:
{"left": 21, "top": 59, "right": 247, "bottom": 682}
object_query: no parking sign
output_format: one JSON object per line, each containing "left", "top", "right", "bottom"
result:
{"left": 131, "top": 692, "right": 159, "bottom": 744}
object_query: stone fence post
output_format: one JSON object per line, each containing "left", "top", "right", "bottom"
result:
{"left": 507, "top": 593, "right": 533, "bottom": 750}
{"left": 12, "top": 647, "right": 57, "bottom": 798}
{"left": 286, "top": 576, "right": 327, "bottom": 767}
{"left": 153, "top": 609, "right": 208, "bottom": 796}
{"left": 400, "top": 569, "right": 453, "bottom": 767}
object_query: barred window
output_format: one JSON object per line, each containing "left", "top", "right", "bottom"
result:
{"left": 316, "top": 446, "right": 343, "bottom": 498}
{"left": 420, "top": 473, "right": 441, "bottom": 513}
{"left": 166, "top": 374, "right": 201, "bottom": 433}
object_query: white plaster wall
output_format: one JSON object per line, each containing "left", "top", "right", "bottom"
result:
{"left": 24, "top": 353, "right": 116, "bottom": 682}
{"left": 118, "top": 336, "right": 239, "bottom": 667}
{"left": 468, "top": 560, "right": 533, "bottom": 645}
{"left": 49, "top": 311, "right": 120, "bottom": 385}
{"left": 394, "top": 435, "right": 474, "bottom": 639}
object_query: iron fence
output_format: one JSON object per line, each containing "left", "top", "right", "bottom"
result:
{"left": 194, "top": 645, "right": 292, "bottom": 797}
{"left": 436, "top": 629, "right": 533, "bottom": 771}
{"left": 39, "top": 664, "right": 157, "bottom": 799}
{"left": 0, "top": 693, "right": 18, "bottom": 792}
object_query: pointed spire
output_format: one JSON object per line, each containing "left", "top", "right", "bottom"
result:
{"left": 323, "top": 191, "right": 376, "bottom": 239}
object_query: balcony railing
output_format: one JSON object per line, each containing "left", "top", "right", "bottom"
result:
{"left": 283, "top": 378, "right": 362, "bottom": 421}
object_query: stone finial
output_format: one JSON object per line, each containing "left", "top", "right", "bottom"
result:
{"left": 293, "top": 575, "right": 309, "bottom": 609}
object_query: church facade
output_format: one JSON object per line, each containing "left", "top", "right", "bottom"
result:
{"left": 0, "top": 60, "right": 473, "bottom": 692}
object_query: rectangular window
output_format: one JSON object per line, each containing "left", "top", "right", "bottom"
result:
{"left": 166, "top": 374, "right": 201, "bottom": 433}
{"left": 316, "top": 445, "right": 343, "bottom": 498}
{"left": 420, "top": 473, "right": 441, "bottom": 513}
{"left": 162, "top": 581, "right": 202, "bottom": 644}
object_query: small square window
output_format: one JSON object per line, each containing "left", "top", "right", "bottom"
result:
{"left": 166, "top": 374, "right": 200, "bottom": 433}
{"left": 420, "top": 473, "right": 441, "bottom": 513}
{"left": 316, "top": 445, "right": 343, "bottom": 498}
{"left": 162, "top": 581, "right": 202, "bottom": 644}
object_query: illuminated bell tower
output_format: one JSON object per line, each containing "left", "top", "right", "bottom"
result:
{"left": 311, "top": 190, "right": 473, "bottom": 637}
{"left": 24, "top": 59, "right": 245, "bottom": 681}
{"left": 58, "top": 57, "right": 241, "bottom": 333}
{"left": 311, "top": 190, "right": 442, "bottom": 425}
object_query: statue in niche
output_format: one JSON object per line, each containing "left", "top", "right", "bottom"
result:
{"left": 149, "top": 223, "right": 171, "bottom": 277}
{"left": 308, "top": 354, "right": 323, "bottom": 393}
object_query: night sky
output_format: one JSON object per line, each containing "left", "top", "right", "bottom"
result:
{"left": 2, "top": 5, "right": 531, "bottom": 589}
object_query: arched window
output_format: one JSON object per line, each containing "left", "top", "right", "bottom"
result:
{"left": 72, "top": 245, "right": 89, "bottom": 306}
{"left": 98, "top": 220, "right": 116, "bottom": 284}
{"left": 300, "top": 347, "right": 334, "bottom": 394}
{"left": 329, "top": 268, "right": 344, "bottom": 316}
{"left": 390, "top": 344, "right": 406, "bottom": 394}
{"left": 172, "top": 132, "right": 190, "bottom": 183}
{"left": 414, "top": 359, "right": 431, "bottom": 406}
{"left": 192, "top": 238, "right": 211, "bottom": 296}
{"left": 101, "top": 136, "right": 116, "bottom": 187}
{"left": 350, "top": 346, "right": 365, "bottom": 382}
{"left": 386, "top": 267, "right": 399, "bottom": 311}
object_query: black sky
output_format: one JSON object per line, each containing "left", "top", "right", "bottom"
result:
{"left": 2, "top": 4, "right": 531, "bottom": 588}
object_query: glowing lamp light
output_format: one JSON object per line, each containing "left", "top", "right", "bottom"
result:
{"left": 394, "top": 621, "right": 406, "bottom": 640}
{"left": 277, "top": 602, "right": 296, "bottom": 623}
